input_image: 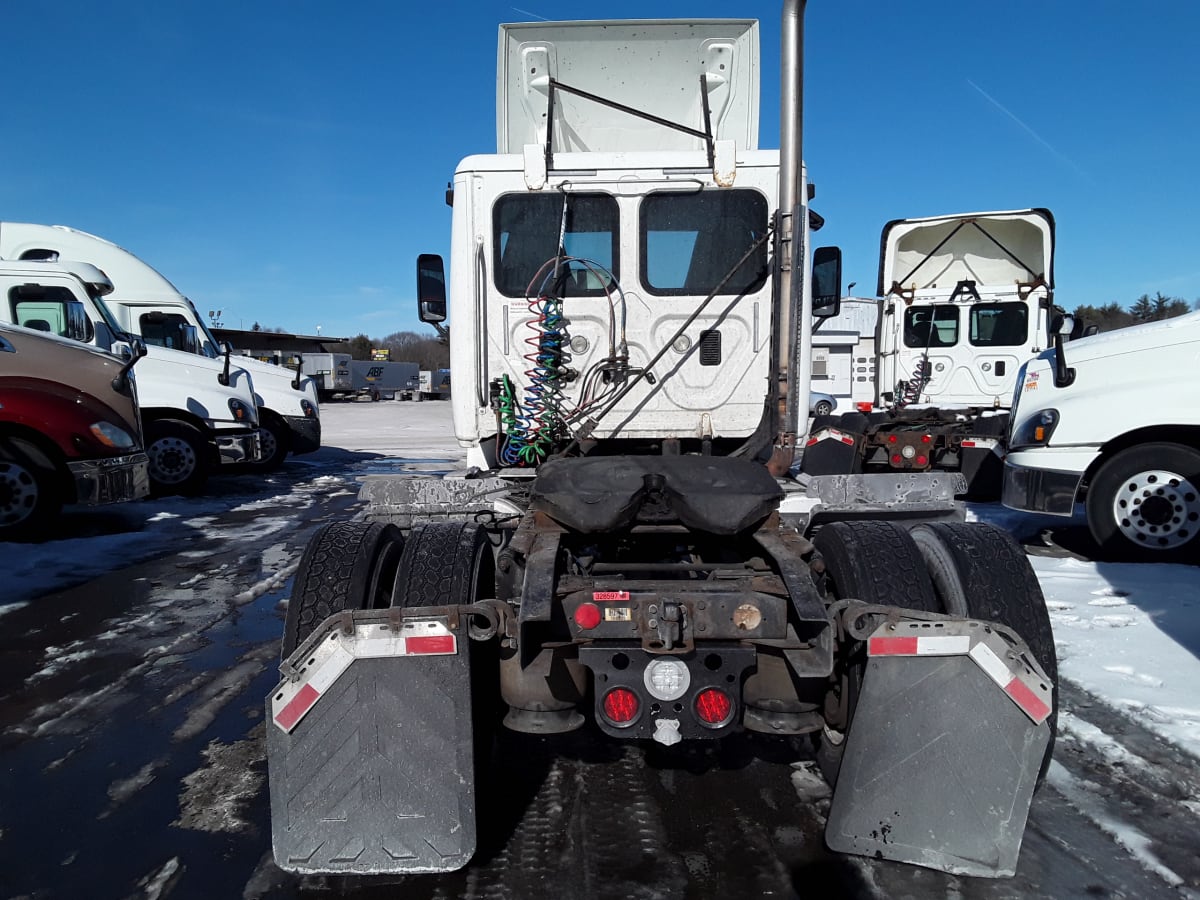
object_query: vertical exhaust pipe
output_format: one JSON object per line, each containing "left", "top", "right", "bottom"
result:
{"left": 768, "top": 0, "right": 807, "bottom": 476}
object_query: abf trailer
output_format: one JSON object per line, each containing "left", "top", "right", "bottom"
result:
{"left": 266, "top": 4, "right": 1056, "bottom": 881}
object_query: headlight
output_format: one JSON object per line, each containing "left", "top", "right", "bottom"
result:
{"left": 89, "top": 421, "right": 135, "bottom": 449}
{"left": 228, "top": 398, "right": 252, "bottom": 422}
{"left": 301, "top": 399, "right": 317, "bottom": 418}
{"left": 1009, "top": 409, "right": 1059, "bottom": 450}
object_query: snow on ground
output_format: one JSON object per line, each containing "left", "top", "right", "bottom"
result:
{"left": 2, "top": 399, "right": 1198, "bottom": 763}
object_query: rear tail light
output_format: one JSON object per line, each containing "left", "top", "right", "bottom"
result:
{"left": 694, "top": 688, "right": 734, "bottom": 727}
{"left": 573, "top": 602, "right": 601, "bottom": 630}
{"left": 602, "top": 687, "right": 640, "bottom": 726}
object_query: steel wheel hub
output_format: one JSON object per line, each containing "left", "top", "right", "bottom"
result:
{"left": 0, "top": 460, "right": 38, "bottom": 526}
{"left": 149, "top": 437, "right": 197, "bottom": 484}
{"left": 1112, "top": 468, "right": 1200, "bottom": 549}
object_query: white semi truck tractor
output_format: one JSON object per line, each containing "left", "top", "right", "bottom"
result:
{"left": 0, "top": 257, "right": 260, "bottom": 495}
{"left": 0, "top": 223, "right": 321, "bottom": 471}
{"left": 1004, "top": 309, "right": 1200, "bottom": 560}
{"left": 266, "top": 3, "right": 1057, "bottom": 880}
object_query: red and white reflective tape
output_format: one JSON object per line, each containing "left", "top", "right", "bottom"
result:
{"left": 805, "top": 428, "right": 856, "bottom": 448}
{"left": 868, "top": 634, "right": 971, "bottom": 656}
{"left": 960, "top": 437, "right": 1001, "bottom": 452}
{"left": 867, "top": 623, "right": 1052, "bottom": 725}
{"left": 272, "top": 619, "right": 457, "bottom": 733}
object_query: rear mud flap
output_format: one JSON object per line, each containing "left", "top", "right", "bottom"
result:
{"left": 267, "top": 611, "right": 476, "bottom": 874}
{"left": 825, "top": 621, "right": 1051, "bottom": 877}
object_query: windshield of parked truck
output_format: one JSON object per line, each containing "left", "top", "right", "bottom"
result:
{"left": 89, "top": 296, "right": 136, "bottom": 341}
{"left": 494, "top": 193, "right": 618, "bottom": 298}
{"left": 139, "top": 312, "right": 201, "bottom": 354}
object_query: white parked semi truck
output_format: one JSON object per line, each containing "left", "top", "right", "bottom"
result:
{"left": 0, "top": 223, "right": 321, "bottom": 471}
{"left": 0, "top": 257, "right": 260, "bottom": 494}
{"left": 1004, "top": 310, "right": 1200, "bottom": 559}
{"left": 266, "top": 5, "right": 1056, "bottom": 880}
{"left": 802, "top": 209, "right": 1062, "bottom": 498}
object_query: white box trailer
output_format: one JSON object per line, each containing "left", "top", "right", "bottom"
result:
{"left": 300, "top": 353, "right": 352, "bottom": 401}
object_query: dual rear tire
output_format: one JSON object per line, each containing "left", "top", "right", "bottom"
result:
{"left": 282, "top": 519, "right": 493, "bottom": 659}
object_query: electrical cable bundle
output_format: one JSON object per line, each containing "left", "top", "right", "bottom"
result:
{"left": 895, "top": 355, "right": 931, "bottom": 408}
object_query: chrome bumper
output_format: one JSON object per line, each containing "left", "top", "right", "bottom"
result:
{"left": 68, "top": 453, "right": 151, "bottom": 506}
{"left": 1001, "top": 461, "right": 1081, "bottom": 516}
{"left": 216, "top": 429, "right": 262, "bottom": 465}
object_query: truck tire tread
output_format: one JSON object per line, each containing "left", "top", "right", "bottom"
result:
{"left": 282, "top": 521, "right": 403, "bottom": 659}
{"left": 910, "top": 521, "right": 1057, "bottom": 784}
{"left": 391, "top": 521, "right": 491, "bottom": 608}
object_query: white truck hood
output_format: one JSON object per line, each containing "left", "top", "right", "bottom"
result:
{"left": 497, "top": 19, "right": 759, "bottom": 153}
{"left": 879, "top": 209, "right": 1055, "bottom": 299}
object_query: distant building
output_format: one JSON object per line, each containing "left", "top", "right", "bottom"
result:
{"left": 811, "top": 297, "right": 880, "bottom": 406}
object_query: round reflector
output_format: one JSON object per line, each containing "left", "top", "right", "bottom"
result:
{"left": 602, "top": 687, "right": 640, "bottom": 725}
{"left": 695, "top": 688, "right": 734, "bottom": 727}
{"left": 574, "top": 602, "right": 601, "bottom": 630}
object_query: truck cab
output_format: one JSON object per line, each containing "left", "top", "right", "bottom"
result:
{"left": 0, "top": 223, "right": 320, "bottom": 472}
{"left": 1004, "top": 310, "right": 1200, "bottom": 559}
{"left": 0, "top": 257, "right": 260, "bottom": 495}
{"left": 876, "top": 209, "right": 1056, "bottom": 409}
{"left": 0, "top": 321, "right": 150, "bottom": 539}
{"left": 801, "top": 209, "right": 1058, "bottom": 498}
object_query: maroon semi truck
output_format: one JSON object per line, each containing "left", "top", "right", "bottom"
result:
{"left": 0, "top": 321, "right": 150, "bottom": 540}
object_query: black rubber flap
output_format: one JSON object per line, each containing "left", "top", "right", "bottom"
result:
{"left": 268, "top": 622, "right": 476, "bottom": 874}
{"left": 531, "top": 455, "right": 782, "bottom": 534}
{"left": 825, "top": 655, "right": 1048, "bottom": 877}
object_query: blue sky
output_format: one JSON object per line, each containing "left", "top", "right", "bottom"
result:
{"left": 2, "top": 1, "right": 1197, "bottom": 341}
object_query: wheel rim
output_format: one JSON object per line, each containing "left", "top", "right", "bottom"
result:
{"left": 816, "top": 403, "right": 831, "bottom": 416}
{"left": 148, "top": 436, "right": 197, "bottom": 484}
{"left": 1110, "top": 468, "right": 1200, "bottom": 550}
{"left": 0, "top": 460, "right": 38, "bottom": 526}
{"left": 259, "top": 427, "right": 278, "bottom": 462}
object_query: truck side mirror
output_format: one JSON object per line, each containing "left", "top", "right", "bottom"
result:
{"left": 417, "top": 253, "right": 447, "bottom": 324}
{"left": 811, "top": 246, "right": 842, "bottom": 319}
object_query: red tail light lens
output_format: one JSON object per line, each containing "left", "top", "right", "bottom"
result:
{"left": 573, "top": 602, "right": 601, "bottom": 630}
{"left": 602, "top": 688, "right": 640, "bottom": 725}
{"left": 916, "top": 455, "right": 929, "bottom": 466}
{"left": 694, "top": 688, "right": 734, "bottom": 727}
